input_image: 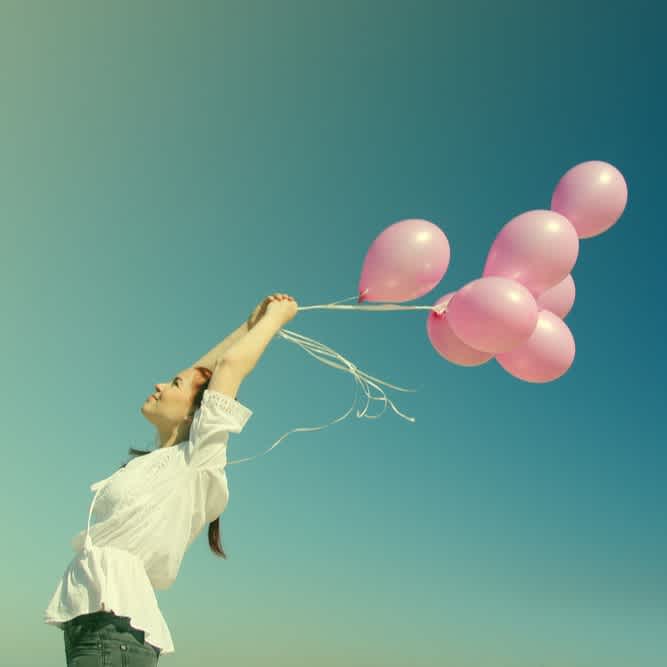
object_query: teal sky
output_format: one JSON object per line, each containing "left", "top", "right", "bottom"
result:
{"left": 1, "top": 2, "right": 664, "bottom": 666}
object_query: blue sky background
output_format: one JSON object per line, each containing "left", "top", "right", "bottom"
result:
{"left": 1, "top": 2, "right": 664, "bottom": 666}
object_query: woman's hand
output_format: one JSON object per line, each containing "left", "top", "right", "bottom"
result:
{"left": 265, "top": 293, "right": 298, "bottom": 327}
{"left": 247, "top": 293, "right": 297, "bottom": 330}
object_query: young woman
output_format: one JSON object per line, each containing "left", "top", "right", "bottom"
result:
{"left": 44, "top": 293, "right": 298, "bottom": 665}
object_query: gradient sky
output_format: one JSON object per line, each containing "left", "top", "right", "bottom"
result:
{"left": 1, "top": 2, "right": 665, "bottom": 666}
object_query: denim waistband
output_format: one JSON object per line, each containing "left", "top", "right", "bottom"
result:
{"left": 64, "top": 611, "right": 144, "bottom": 639}
{"left": 63, "top": 611, "right": 161, "bottom": 656}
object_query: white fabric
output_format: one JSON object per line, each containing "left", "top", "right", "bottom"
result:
{"left": 44, "top": 389, "right": 252, "bottom": 655}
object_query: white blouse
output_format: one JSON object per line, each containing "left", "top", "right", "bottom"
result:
{"left": 44, "top": 389, "right": 253, "bottom": 656}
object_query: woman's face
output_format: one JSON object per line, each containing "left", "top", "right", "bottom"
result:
{"left": 140, "top": 367, "right": 200, "bottom": 432}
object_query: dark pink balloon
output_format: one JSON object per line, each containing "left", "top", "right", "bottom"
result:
{"left": 495, "top": 310, "right": 575, "bottom": 383}
{"left": 358, "top": 219, "right": 450, "bottom": 303}
{"left": 426, "top": 292, "right": 494, "bottom": 367}
{"left": 483, "top": 210, "right": 579, "bottom": 297}
{"left": 551, "top": 160, "right": 628, "bottom": 239}
{"left": 536, "top": 274, "right": 576, "bottom": 319}
{"left": 446, "top": 276, "right": 539, "bottom": 354}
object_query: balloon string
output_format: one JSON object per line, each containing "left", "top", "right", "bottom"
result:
{"left": 297, "top": 289, "right": 448, "bottom": 315}
{"left": 227, "top": 290, "right": 424, "bottom": 466}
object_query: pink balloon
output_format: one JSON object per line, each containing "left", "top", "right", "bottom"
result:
{"left": 483, "top": 210, "right": 579, "bottom": 297}
{"left": 551, "top": 160, "right": 628, "bottom": 239}
{"left": 426, "top": 293, "right": 494, "bottom": 367}
{"left": 358, "top": 219, "right": 450, "bottom": 303}
{"left": 446, "top": 276, "right": 539, "bottom": 354}
{"left": 536, "top": 274, "right": 576, "bottom": 319}
{"left": 495, "top": 310, "right": 575, "bottom": 383}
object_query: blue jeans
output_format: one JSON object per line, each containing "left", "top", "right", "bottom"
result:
{"left": 63, "top": 611, "right": 161, "bottom": 666}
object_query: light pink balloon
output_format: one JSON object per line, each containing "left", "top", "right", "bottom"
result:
{"left": 495, "top": 310, "right": 575, "bottom": 383}
{"left": 358, "top": 219, "right": 450, "bottom": 303}
{"left": 426, "top": 293, "right": 494, "bottom": 367}
{"left": 483, "top": 210, "right": 579, "bottom": 297}
{"left": 536, "top": 274, "right": 576, "bottom": 319}
{"left": 551, "top": 160, "right": 628, "bottom": 239}
{"left": 446, "top": 276, "right": 539, "bottom": 354}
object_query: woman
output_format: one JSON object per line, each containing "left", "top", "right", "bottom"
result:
{"left": 44, "top": 293, "right": 298, "bottom": 665}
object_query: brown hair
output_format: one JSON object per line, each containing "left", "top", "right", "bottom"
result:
{"left": 123, "top": 365, "right": 231, "bottom": 559}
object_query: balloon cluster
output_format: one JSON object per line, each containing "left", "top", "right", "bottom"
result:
{"left": 359, "top": 160, "right": 628, "bottom": 383}
{"left": 230, "top": 160, "right": 627, "bottom": 465}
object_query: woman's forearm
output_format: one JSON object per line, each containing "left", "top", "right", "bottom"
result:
{"left": 222, "top": 312, "right": 284, "bottom": 376}
{"left": 191, "top": 321, "right": 249, "bottom": 371}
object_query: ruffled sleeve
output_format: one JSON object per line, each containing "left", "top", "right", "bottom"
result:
{"left": 186, "top": 389, "right": 253, "bottom": 470}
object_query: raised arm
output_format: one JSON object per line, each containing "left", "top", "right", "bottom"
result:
{"left": 222, "top": 296, "right": 297, "bottom": 377}
{"left": 221, "top": 312, "right": 284, "bottom": 377}
{"left": 190, "top": 321, "right": 249, "bottom": 372}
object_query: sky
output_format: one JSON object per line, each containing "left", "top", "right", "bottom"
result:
{"left": 1, "top": 2, "right": 665, "bottom": 666}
